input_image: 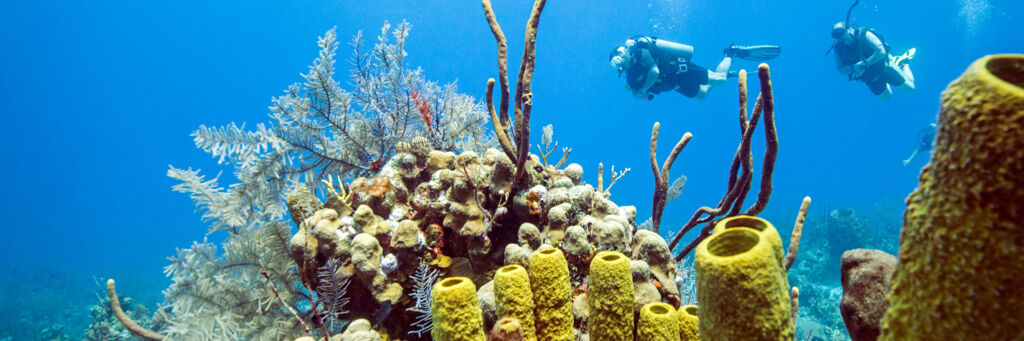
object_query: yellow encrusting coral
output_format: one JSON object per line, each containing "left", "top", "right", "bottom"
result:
{"left": 588, "top": 251, "right": 635, "bottom": 341}
{"left": 527, "top": 249, "right": 573, "bottom": 341}
{"left": 879, "top": 54, "right": 1024, "bottom": 340}
{"left": 678, "top": 305, "right": 699, "bottom": 341}
{"left": 494, "top": 265, "right": 538, "bottom": 341}
{"left": 638, "top": 302, "right": 680, "bottom": 341}
{"left": 696, "top": 227, "right": 792, "bottom": 341}
{"left": 431, "top": 277, "right": 486, "bottom": 341}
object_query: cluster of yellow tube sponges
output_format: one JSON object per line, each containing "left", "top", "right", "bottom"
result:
{"left": 431, "top": 216, "right": 800, "bottom": 340}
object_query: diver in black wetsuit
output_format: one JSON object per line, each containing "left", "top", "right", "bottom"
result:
{"left": 609, "top": 36, "right": 780, "bottom": 101}
{"left": 830, "top": 22, "right": 916, "bottom": 101}
{"left": 903, "top": 123, "right": 936, "bottom": 165}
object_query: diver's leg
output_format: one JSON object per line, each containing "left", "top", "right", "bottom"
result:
{"left": 896, "top": 64, "right": 915, "bottom": 92}
{"left": 877, "top": 84, "right": 893, "bottom": 102}
{"left": 708, "top": 56, "right": 733, "bottom": 86}
{"left": 694, "top": 85, "right": 710, "bottom": 100}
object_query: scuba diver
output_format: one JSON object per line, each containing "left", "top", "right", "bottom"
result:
{"left": 903, "top": 123, "right": 936, "bottom": 165}
{"left": 609, "top": 36, "right": 781, "bottom": 100}
{"left": 829, "top": 1, "right": 916, "bottom": 101}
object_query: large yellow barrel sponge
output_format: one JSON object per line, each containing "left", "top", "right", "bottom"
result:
{"left": 879, "top": 54, "right": 1024, "bottom": 340}
{"left": 696, "top": 228, "right": 793, "bottom": 341}
{"left": 713, "top": 215, "right": 784, "bottom": 267}
{"left": 494, "top": 265, "right": 537, "bottom": 341}
{"left": 527, "top": 248, "right": 573, "bottom": 341}
{"left": 431, "top": 277, "right": 486, "bottom": 341}
{"left": 588, "top": 251, "right": 635, "bottom": 341}
{"left": 677, "top": 305, "right": 699, "bottom": 341}
{"left": 638, "top": 302, "right": 680, "bottom": 341}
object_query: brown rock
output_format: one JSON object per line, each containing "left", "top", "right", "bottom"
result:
{"left": 840, "top": 249, "right": 897, "bottom": 341}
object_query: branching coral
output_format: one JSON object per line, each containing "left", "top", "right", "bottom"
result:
{"left": 667, "top": 65, "right": 780, "bottom": 262}
{"left": 482, "top": 0, "right": 548, "bottom": 188}
{"left": 648, "top": 123, "right": 692, "bottom": 233}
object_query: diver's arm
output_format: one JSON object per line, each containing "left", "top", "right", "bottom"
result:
{"left": 634, "top": 65, "right": 659, "bottom": 99}
{"left": 860, "top": 32, "right": 887, "bottom": 66}
{"left": 902, "top": 148, "right": 919, "bottom": 166}
{"left": 633, "top": 49, "right": 660, "bottom": 99}
{"left": 835, "top": 53, "right": 853, "bottom": 75}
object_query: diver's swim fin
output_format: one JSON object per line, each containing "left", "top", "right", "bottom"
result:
{"left": 724, "top": 44, "right": 782, "bottom": 61}
{"left": 893, "top": 47, "right": 916, "bottom": 67}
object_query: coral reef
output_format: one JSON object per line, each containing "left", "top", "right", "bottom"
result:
{"left": 840, "top": 249, "right": 896, "bottom": 341}
{"left": 880, "top": 54, "right": 1024, "bottom": 340}
{"left": 124, "top": 0, "right": 821, "bottom": 339}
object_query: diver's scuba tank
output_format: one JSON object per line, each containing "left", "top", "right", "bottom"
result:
{"left": 627, "top": 36, "right": 694, "bottom": 61}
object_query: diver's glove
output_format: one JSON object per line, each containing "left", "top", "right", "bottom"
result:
{"left": 852, "top": 61, "right": 867, "bottom": 77}
{"left": 635, "top": 36, "right": 655, "bottom": 49}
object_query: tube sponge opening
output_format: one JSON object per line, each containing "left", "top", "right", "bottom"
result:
{"left": 638, "top": 302, "right": 680, "bottom": 341}
{"left": 712, "top": 215, "right": 784, "bottom": 267}
{"left": 985, "top": 55, "right": 1024, "bottom": 89}
{"left": 706, "top": 229, "right": 760, "bottom": 257}
{"left": 720, "top": 216, "right": 770, "bottom": 232}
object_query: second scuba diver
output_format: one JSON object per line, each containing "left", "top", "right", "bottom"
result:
{"left": 609, "top": 36, "right": 781, "bottom": 101}
{"left": 903, "top": 123, "right": 936, "bottom": 165}
{"left": 830, "top": 22, "right": 917, "bottom": 101}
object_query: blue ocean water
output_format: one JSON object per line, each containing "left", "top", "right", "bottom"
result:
{"left": 0, "top": 0, "right": 1020, "bottom": 339}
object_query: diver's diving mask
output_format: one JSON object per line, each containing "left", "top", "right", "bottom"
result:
{"left": 609, "top": 46, "right": 630, "bottom": 76}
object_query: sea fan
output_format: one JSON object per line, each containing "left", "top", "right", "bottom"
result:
{"left": 316, "top": 258, "right": 352, "bottom": 333}
{"left": 406, "top": 263, "right": 440, "bottom": 337}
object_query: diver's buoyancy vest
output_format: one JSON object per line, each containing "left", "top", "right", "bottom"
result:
{"left": 835, "top": 28, "right": 890, "bottom": 65}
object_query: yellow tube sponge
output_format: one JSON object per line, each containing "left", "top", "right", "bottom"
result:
{"left": 431, "top": 277, "right": 486, "bottom": 341}
{"left": 678, "top": 305, "right": 699, "bottom": 341}
{"left": 696, "top": 228, "right": 793, "bottom": 341}
{"left": 638, "top": 302, "right": 680, "bottom": 341}
{"left": 713, "top": 215, "right": 784, "bottom": 267}
{"left": 588, "top": 251, "right": 635, "bottom": 341}
{"left": 527, "top": 248, "right": 573, "bottom": 341}
{"left": 494, "top": 265, "right": 537, "bottom": 341}
{"left": 880, "top": 54, "right": 1024, "bottom": 340}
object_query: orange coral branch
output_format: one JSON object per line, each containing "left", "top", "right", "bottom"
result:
{"left": 784, "top": 196, "right": 812, "bottom": 272}
{"left": 107, "top": 279, "right": 165, "bottom": 341}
